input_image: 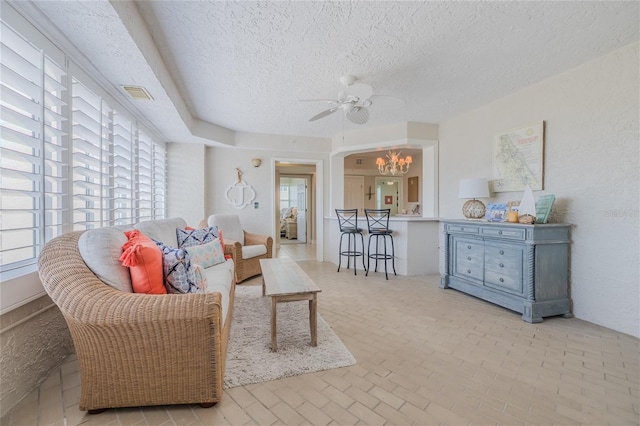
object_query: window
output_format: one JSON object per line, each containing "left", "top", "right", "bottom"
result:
{"left": 137, "top": 130, "right": 153, "bottom": 222}
{"left": 152, "top": 142, "right": 166, "bottom": 219}
{"left": 72, "top": 78, "right": 107, "bottom": 230}
{"left": 0, "top": 21, "right": 66, "bottom": 280}
{"left": 1, "top": 14, "right": 166, "bottom": 300}
{"left": 112, "top": 111, "right": 134, "bottom": 226}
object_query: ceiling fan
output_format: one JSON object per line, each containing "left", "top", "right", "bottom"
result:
{"left": 302, "top": 75, "right": 402, "bottom": 125}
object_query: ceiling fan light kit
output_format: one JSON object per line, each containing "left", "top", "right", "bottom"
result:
{"left": 303, "top": 74, "right": 400, "bottom": 126}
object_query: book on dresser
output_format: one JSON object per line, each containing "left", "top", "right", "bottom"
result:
{"left": 440, "top": 220, "right": 572, "bottom": 323}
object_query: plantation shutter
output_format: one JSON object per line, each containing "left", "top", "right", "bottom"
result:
{"left": 152, "top": 142, "right": 166, "bottom": 219}
{"left": 71, "top": 78, "right": 108, "bottom": 230}
{"left": 112, "top": 111, "right": 134, "bottom": 225}
{"left": 0, "top": 21, "right": 67, "bottom": 278}
{"left": 137, "top": 130, "right": 153, "bottom": 222}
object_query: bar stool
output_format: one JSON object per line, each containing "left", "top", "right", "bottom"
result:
{"left": 335, "top": 209, "right": 367, "bottom": 275}
{"left": 365, "top": 209, "right": 396, "bottom": 280}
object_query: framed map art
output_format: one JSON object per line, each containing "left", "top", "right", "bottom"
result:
{"left": 492, "top": 121, "right": 544, "bottom": 192}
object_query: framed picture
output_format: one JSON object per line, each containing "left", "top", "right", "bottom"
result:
{"left": 485, "top": 203, "right": 508, "bottom": 222}
{"left": 408, "top": 177, "right": 419, "bottom": 202}
{"left": 535, "top": 194, "right": 555, "bottom": 224}
{"left": 384, "top": 195, "right": 393, "bottom": 205}
{"left": 492, "top": 121, "right": 544, "bottom": 192}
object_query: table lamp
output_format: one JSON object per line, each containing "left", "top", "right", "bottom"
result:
{"left": 459, "top": 178, "right": 490, "bottom": 219}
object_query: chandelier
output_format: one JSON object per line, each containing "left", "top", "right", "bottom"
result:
{"left": 375, "top": 151, "right": 412, "bottom": 175}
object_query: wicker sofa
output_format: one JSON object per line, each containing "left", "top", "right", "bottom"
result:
{"left": 37, "top": 218, "right": 235, "bottom": 412}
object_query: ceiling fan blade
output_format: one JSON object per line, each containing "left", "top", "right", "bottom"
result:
{"left": 346, "top": 106, "right": 369, "bottom": 125}
{"left": 369, "top": 95, "right": 404, "bottom": 111}
{"left": 343, "top": 83, "right": 373, "bottom": 101}
{"left": 309, "top": 107, "right": 339, "bottom": 122}
{"left": 299, "top": 98, "right": 339, "bottom": 103}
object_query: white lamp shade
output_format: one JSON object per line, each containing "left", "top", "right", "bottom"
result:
{"left": 458, "top": 178, "right": 490, "bottom": 199}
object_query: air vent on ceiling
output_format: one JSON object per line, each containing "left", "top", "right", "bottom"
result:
{"left": 355, "top": 158, "right": 366, "bottom": 167}
{"left": 121, "top": 85, "right": 153, "bottom": 100}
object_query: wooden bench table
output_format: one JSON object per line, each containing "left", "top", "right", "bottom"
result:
{"left": 260, "top": 258, "right": 322, "bottom": 352}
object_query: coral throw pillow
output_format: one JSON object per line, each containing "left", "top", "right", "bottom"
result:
{"left": 218, "top": 230, "right": 232, "bottom": 260}
{"left": 119, "top": 229, "right": 166, "bottom": 294}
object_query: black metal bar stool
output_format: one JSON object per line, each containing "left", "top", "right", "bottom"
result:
{"left": 365, "top": 209, "right": 396, "bottom": 280}
{"left": 335, "top": 209, "right": 367, "bottom": 275}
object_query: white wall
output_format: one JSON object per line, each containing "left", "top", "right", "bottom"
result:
{"left": 204, "top": 145, "right": 329, "bottom": 241}
{"left": 167, "top": 143, "right": 206, "bottom": 227}
{"left": 439, "top": 42, "right": 639, "bottom": 337}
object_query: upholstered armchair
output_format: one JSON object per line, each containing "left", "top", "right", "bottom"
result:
{"left": 207, "top": 214, "right": 273, "bottom": 283}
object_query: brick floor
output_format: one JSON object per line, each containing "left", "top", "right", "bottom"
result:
{"left": 4, "top": 243, "right": 639, "bottom": 425}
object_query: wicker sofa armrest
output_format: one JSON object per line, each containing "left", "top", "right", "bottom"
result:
{"left": 38, "top": 231, "right": 226, "bottom": 411}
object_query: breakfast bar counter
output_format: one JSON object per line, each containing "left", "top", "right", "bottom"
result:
{"left": 324, "top": 215, "right": 440, "bottom": 276}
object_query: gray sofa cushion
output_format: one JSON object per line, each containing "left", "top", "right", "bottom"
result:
{"left": 204, "top": 259, "right": 234, "bottom": 325}
{"left": 135, "top": 217, "right": 187, "bottom": 247}
{"left": 78, "top": 227, "right": 132, "bottom": 292}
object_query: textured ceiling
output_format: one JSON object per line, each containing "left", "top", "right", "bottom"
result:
{"left": 24, "top": 1, "right": 640, "bottom": 143}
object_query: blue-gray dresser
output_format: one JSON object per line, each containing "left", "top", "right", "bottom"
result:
{"left": 440, "top": 220, "right": 572, "bottom": 323}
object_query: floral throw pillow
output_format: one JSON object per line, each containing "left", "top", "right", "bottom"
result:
{"left": 154, "top": 240, "right": 201, "bottom": 294}
{"left": 191, "top": 264, "right": 208, "bottom": 292}
{"left": 177, "top": 226, "right": 220, "bottom": 248}
{"left": 185, "top": 238, "right": 226, "bottom": 268}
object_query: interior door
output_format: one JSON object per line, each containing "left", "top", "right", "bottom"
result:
{"left": 344, "top": 176, "right": 365, "bottom": 214}
{"left": 296, "top": 182, "right": 307, "bottom": 243}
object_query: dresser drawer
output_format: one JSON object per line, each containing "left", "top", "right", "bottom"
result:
{"left": 485, "top": 271, "right": 524, "bottom": 295}
{"left": 484, "top": 244, "right": 524, "bottom": 272}
{"left": 453, "top": 239, "right": 483, "bottom": 261}
{"left": 453, "top": 259, "right": 484, "bottom": 281}
{"left": 481, "top": 227, "right": 526, "bottom": 240}
{"left": 452, "top": 238, "right": 483, "bottom": 281}
{"left": 447, "top": 224, "right": 480, "bottom": 234}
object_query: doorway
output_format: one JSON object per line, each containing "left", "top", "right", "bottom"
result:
{"left": 375, "top": 177, "right": 402, "bottom": 216}
{"left": 276, "top": 169, "right": 315, "bottom": 247}
{"left": 278, "top": 176, "right": 309, "bottom": 244}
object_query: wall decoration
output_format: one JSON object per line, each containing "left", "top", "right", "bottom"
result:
{"left": 535, "top": 194, "right": 555, "bottom": 224}
{"left": 408, "top": 176, "right": 419, "bottom": 202}
{"left": 485, "top": 203, "right": 508, "bottom": 222}
{"left": 366, "top": 185, "right": 373, "bottom": 200}
{"left": 384, "top": 195, "right": 393, "bottom": 205}
{"left": 225, "top": 168, "right": 256, "bottom": 209}
{"left": 492, "top": 121, "right": 544, "bottom": 192}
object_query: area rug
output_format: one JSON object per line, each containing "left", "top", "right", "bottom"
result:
{"left": 224, "top": 285, "right": 356, "bottom": 388}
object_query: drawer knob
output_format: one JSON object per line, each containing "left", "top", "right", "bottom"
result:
{"left": 467, "top": 269, "right": 471, "bottom": 274}
{"left": 498, "top": 230, "right": 503, "bottom": 235}
{"left": 499, "top": 250, "right": 504, "bottom": 255}
{"left": 499, "top": 278, "right": 504, "bottom": 283}
{"left": 467, "top": 245, "right": 472, "bottom": 249}
{"left": 499, "top": 263, "right": 504, "bottom": 268}
{"left": 467, "top": 257, "right": 472, "bottom": 261}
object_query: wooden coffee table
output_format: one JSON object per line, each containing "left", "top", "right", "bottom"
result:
{"left": 260, "top": 258, "right": 322, "bottom": 352}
